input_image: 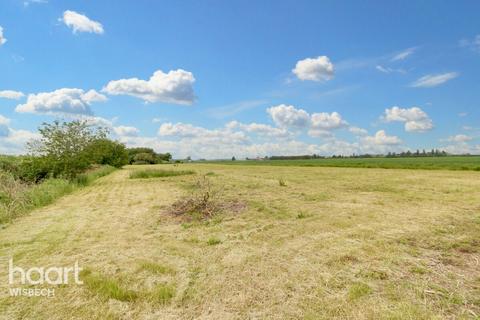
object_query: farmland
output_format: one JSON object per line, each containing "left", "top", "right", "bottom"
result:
{"left": 0, "top": 163, "right": 479, "bottom": 319}
{"left": 210, "top": 156, "right": 480, "bottom": 171}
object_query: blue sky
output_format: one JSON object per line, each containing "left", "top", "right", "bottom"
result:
{"left": 0, "top": 0, "right": 479, "bottom": 158}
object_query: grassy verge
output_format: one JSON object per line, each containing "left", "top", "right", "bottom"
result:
{"left": 129, "top": 169, "right": 195, "bottom": 179}
{"left": 0, "top": 165, "right": 117, "bottom": 225}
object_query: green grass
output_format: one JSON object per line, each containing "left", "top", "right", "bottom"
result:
{"left": 208, "top": 156, "right": 480, "bottom": 171}
{"left": 129, "top": 169, "right": 195, "bottom": 179}
{"left": 74, "top": 165, "right": 117, "bottom": 186}
{"left": 81, "top": 269, "right": 138, "bottom": 302}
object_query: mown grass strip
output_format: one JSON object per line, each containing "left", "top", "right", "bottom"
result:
{"left": 129, "top": 169, "right": 195, "bottom": 179}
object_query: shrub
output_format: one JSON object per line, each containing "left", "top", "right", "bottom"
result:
{"left": 278, "top": 178, "right": 287, "bottom": 187}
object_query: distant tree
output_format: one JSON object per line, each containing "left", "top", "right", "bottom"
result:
{"left": 133, "top": 152, "right": 156, "bottom": 164}
{"left": 232, "top": 156, "right": 236, "bottom": 161}
{"left": 84, "top": 138, "right": 129, "bottom": 168}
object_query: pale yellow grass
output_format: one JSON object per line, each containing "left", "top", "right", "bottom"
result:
{"left": 0, "top": 164, "right": 479, "bottom": 319}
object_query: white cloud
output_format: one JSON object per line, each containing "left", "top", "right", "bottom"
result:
{"left": 0, "top": 115, "right": 40, "bottom": 154}
{"left": 443, "top": 142, "right": 480, "bottom": 155}
{"left": 391, "top": 47, "right": 416, "bottom": 61}
{"left": 113, "top": 125, "right": 139, "bottom": 137}
{"left": 0, "top": 26, "right": 7, "bottom": 46}
{"left": 384, "top": 106, "right": 433, "bottom": 132}
{"left": 446, "top": 134, "right": 473, "bottom": 143}
{"left": 103, "top": 69, "right": 195, "bottom": 105}
{"left": 363, "top": 130, "right": 402, "bottom": 145}
{"left": 158, "top": 122, "right": 248, "bottom": 145}
{"left": 61, "top": 10, "right": 104, "bottom": 34}
{"left": 310, "top": 112, "right": 348, "bottom": 130}
{"left": 0, "top": 90, "right": 24, "bottom": 100}
{"left": 458, "top": 112, "right": 468, "bottom": 117}
{"left": 0, "top": 128, "right": 40, "bottom": 154}
{"left": 267, "top": 104, "right": 310, "bottom": 128}
{"left": 349, "top": 126, "right": 368, "bottom": 136}
{"left": 226, "top": 121, "right": 291, "bottom": 138}
{"left": 15, "top": 88, "right": 107, "bottom": 116}
{"left": 410, "top": 72, "right": 458, "bottom": 88}
{"left": 292, "top": 56, "right": 334, "bottom": 82}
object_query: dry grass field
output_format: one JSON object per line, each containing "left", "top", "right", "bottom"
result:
{"left": 0, "top": 164, "right": 479, "bottom": 319}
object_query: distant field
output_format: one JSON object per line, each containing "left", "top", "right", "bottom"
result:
{"left": 209, "top": 156, "right": 480, "bottom": 171}
{"left": 1, "top": 164, "right": 479, "bottom": 319}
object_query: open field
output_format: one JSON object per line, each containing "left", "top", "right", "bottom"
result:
{"left": 0, "top": 164, "right": 479, "bottom": 319}
{"left": 209, "top": 156, "right": 480, "bottom": 171}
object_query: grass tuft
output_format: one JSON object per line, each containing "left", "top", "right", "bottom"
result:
{"left": 348, "top": 282, "right": 372, "bottom": 300}
{"left": 81, "top": 269, "right": 137, "bottom": 302}
{"left": 207, "top": 237, "right": 222, "bottom": 246}
{"left": 148, "top": 284, "right": 175, "bottom": 304}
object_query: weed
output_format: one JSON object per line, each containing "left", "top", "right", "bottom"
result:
{"left": 278, "top": 178, "right": 287, "bottom": 187}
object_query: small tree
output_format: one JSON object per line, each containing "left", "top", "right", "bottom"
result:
{"left": 27, "top": 120, "right": 108, "bottom": 179}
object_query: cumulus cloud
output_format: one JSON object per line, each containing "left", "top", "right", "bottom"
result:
{"left": 0, "top": 90, "right": 24, "bottom": 100}
{"left": 446, "top": 134, "right": 473, "bottom": 143}
{"left": 0, "top": 115, "right": 40, "bottom": 154}
{"left": 384, "top": 106, "right": 433, "bottom": 132}
{"left": 311, "top": 112, "right": 348, "bottom": 130}
{"left": 267, "top": 104, "right": 352, "bottom": 138}
{"left": 292, "top": 56, "right": 334, "bottom": 82}
{"left": 15, "top": 88, "right": 107, "bottom": 116}
{"left": 363, "top": 130, "right": 402, "bottom": 145}
{"left": 103, "top": 69, "right": 195, "bottom": 105}
{"left": 410, "top": 72, "right": 458, "bottom": 88}
{"left": 113, "top": 125, "right": 139, "bottom": 137}
{"left": 61, "top": 10, "right": 104, "bottom": 34}
{"left": 158, "top": 122, "right": 248, "bottom": 145}
{"left": 267, "top": 104, "right": 310, "bottom": 128}
{"left": 226, "top": 121, "right": 291, "bottom": 138}
{"left": 120, "top": 124, "right": 405, "bottom": 159}
{"left": 391, "top": 47, "right": 416, "bottom": 61}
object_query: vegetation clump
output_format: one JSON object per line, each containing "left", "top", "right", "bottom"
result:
{"left": 168, "top": 176, "right": 245, "bottom": 221}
